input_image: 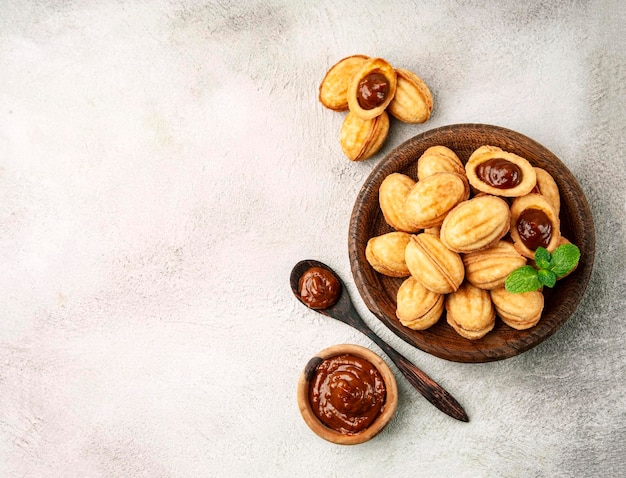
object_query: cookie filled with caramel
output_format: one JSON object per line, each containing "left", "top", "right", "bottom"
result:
{"left": 439, "top": 195, "right": 511, "bottom": 253}
{"left": 396, "top": 276, "right": 444, "bottom": 330}
{"left": 347, "top": 57, "right": 397, "bottom": 120}
{"left": 445, "top": 282, "right": 496, "bottom": 340}
{"left": 365, "top": 231, "right": 412, "bottom": 277}
{"left": 509, "top": 193, "right": 561, "bottom": 259}
{"left": 465, "top": 145, "right": 537, "bottom": 197}
{"left": 379, "top": 173, "right": 420, "bottom": 232}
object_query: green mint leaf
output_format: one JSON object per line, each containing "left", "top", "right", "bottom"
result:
{"left": 534, "top": 247, "right": 551, "bottom": 270}
{"left": 505, "top": 265, "right": 542, "bottom": 293}
{"left": 549, "top": 243, "right": 581, "bottom": 277}
{"left": 537, "top": 268, "right": 557, "bottom": 288}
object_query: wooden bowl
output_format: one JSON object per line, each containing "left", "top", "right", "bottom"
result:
{"left": 349, "top": 124, "right": 595, "bottom": 363}
{"left": 297, "top": 344, "right": 398, "bottom": 445}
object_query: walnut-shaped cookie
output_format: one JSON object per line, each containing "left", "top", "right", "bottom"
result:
{"left": 439, "top": 195, "right": 511, "bottom": 253}
{"left": 509, "top": 193, "right": 561, "bottom": 259}
{"left": 318, "top": 55, "right": 370, "bottom": 111}
{"left": 465, "top": 145, "right": 537, "bottom": 197}
{"left": 365, "top": 231, "right": 411, "bottom": 277}
{"left": 490, "top": 287, "right": 544, "bottom": 330}
{"left": 387, "top": 68, "right": 433, "bottom": 124}
{"left": 404, "top": 233, "right": 464, "bottom": 294}
{"left": 402, "top": 172, "right": 470, "bottom": 229}
{"left": 463, "top": 240, "right": 527, "bottom": 290}
{"left": 417, "top": 146, "right": 465, "bottom": 181}
{"left": 531, "top": 167, "right": 560, "bottom": 216}
{"left": 396, "top": 276, "right": 444, "bottom": 330}
{"left": 340, "top": 110, "right": 389, "bottom": 161}
{"left": 445, "top": 282, "right": 496, "bottom": 340}
{"left": 347, "top": 57, "right": 397, "bottom": 120}
{"left": 379, "top": 173, "right": 420, "bottom": 233}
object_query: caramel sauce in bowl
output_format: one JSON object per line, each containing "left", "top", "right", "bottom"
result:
{"left": 297, "top": 344, "right": 398, "bottom": 445}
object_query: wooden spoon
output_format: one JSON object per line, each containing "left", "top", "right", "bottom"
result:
{"left": 290, "top": 259, "right": 469, "bottom": 422}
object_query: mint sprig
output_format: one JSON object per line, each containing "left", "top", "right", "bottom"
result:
{"left": 505, "top": 243, "right": 580, "bottom": 293}
{"left": 537, "top": 268, "right": 556, "bottom": 288}
{"left": 549, "top": 243, "right": 581, "bottom": 278}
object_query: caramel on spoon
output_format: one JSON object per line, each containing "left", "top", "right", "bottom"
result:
{"left": 290, "top": 259, "right": 469, "bottom": 422}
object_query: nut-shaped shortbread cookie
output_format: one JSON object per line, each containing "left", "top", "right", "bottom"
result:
{"left": 379, "top": 173, "right": 420, "bottom": 233}
{"left": 396, "top": 276, "right": 444, "bottom": 330}
{"left": 387, "top": 68, "right": 433, "bottom": 124}
{"left": 417, "top": 146, "right": 465, "bottom": 181}
{"left": 463, "top": 240, "right": 527, "bottom": 290}
{"left": 490, "top": 287, "right": 544, "bottom": 330}
{"left": 347, "top": 57, "right": 397, "bottom": 120}
{"left": 532, "top": 167, "right": 560, "bottom": 216}
{"left": 465, "top": 146, "right": 537, "bottom": 197}
{"left": 405, "top": 233, "right": 464, "bottom": 294}
{"left": 510, "top": 193, "right": 561, "bottom": 259}
{"left": 318, "top": 55, "right": 369, "bottom": 111}
{"left": 402, "top": 172, "right": 470, "bottom": 229}
{"left": 365, "top": 231, "right": 411, "bottom": 277}
{"left": 440, "top": 195, "right": 511, "bottom": 253}
{"left": 340, "top": 110, "right": 389, "bottom": 161}
{"left": 445, "top": 282, "right": 496, "bottom": 340}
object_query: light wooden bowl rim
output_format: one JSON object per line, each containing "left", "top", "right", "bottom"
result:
{"left": 297, "top": 344, "right": 398, "bottom": 445}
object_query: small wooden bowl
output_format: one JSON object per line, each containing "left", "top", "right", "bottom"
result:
{"left": 297, "top": 344, "right": 398, "bottom": 445}
{"left": 349, "top": 124, "right": 595, "bottom": 363}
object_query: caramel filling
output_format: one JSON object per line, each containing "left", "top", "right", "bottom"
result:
{"left": 476, "top": 158, "right": 522, "bottom": 189}
{"left": 309, "top": 354, "right": 386, "bottom": 434}
{"left": 357, "top": 71, "right": 390, "bottom": 110}
{"left": 299, "top": 267, "right": 341, "bottom": 309}
{"left": 516, "top": 208, "right": 552, "bottom": 250}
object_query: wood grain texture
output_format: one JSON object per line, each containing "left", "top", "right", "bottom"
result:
{"left": 290, "top": 259, "right": 469, "bottom": 421}
{"left": 349, "top": 124, "right": 596, "bottom": 363}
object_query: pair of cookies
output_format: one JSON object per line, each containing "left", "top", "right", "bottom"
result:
{"left": 379, "top": 146, "right": 469, "bottom": 233}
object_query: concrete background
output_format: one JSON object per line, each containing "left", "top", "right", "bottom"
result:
{"left": 1, "top": 1, "right": 624, "bottom": 476}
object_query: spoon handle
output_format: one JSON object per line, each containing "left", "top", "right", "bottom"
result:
{"left": 345, "top": 307, "right": 469, "bottom": 422}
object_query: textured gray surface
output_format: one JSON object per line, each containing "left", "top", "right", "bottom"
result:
{"left": 1, "top": 1, "right": 625, "bottom": 477}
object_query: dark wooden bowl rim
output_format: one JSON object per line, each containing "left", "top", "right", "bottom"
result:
{"left": 348, "top": 124, "right": 595, "bottom": 363}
